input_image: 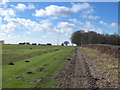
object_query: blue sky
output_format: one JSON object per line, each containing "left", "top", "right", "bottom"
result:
{"left": 0, "top": 1, "right": 118, "bottom": 45}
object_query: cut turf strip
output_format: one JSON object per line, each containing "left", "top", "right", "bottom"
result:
{"left": 2, "top": 45, "right": 74, "bottom": 88}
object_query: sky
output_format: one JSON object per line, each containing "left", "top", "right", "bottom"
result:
{"left": 0, "top": 0, "right": 118, "bottom": 45}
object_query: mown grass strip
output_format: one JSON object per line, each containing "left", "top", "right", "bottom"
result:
{"left": 2, "top": 46, "right": 66, "bottom": 65}
{"left": 3, "top": 46, "right": 74, "bottom": 88}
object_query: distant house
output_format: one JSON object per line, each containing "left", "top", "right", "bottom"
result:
{"left": 24, "top": 42, "right": 30, "bottom": 45}
{"left": 47, "top": 43, "right": 52, "bottom": 46}
{"left": 32, "top": 43, "right": 37, "bottom": 45}
{"left": 19, "top": 42, "right": 30, "bottom": 45}
{"left": 0, "top": 40, "right": 4, "bottom": 44}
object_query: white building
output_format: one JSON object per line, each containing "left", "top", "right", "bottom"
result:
{"left": 0, "top": 40, "right": 4, "bottom": 44}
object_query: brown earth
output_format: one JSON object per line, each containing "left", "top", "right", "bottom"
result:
{"left": 57, "top": 47, "right": 118, "bottom": 89}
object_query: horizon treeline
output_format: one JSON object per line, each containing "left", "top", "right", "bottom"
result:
{"left": 71, "top": 30, "right": 120, "bottom": 46}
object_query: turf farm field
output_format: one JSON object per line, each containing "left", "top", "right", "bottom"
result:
{"left": 2, "top": 44, "right": 74, "bottom": 88}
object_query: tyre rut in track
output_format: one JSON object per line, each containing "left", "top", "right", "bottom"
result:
{"left": 60, "top": 47, "right": 99, "bottom": 89}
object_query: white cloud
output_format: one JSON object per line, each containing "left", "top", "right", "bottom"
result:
{"left": 0, "top": 7, "right": 16, "bottom": 24}
{"left": 69, "top": 19, "right": 83, "bottom": 25}
{"left": 71, "top": 3, "right": 90, "bottom": 13}
{"left": 34, "top": 3, "right": 92, "bottom": 17}
{"left": 28, "top": 3, "right": 35, "bottom": 9}
{"left": 0, "top": 17, "right": 2, "bottom": 22}
{"left": 41, "top": 35, "right": 47, "bottom": 38}
{"left": 15, "top": 3, "right": 35, "bottom": 11}
{"left": 1, "top": 17, "right": 57, "bottom": 34}
{"left": 50, "top": 16, "right": 58, "bottom": 20}
{"left": 58, "top": 22, "right": 77, "bottom": 35}
{"left": 82, "top": 15, "right": 87, "bottom": 18}
{"left": 82, "top": 15, "right": 100, "bottom": 20}
{"left": 25, "top": 31, "right": 31, "bottom": 35}
{"left": 0, "top": 34, "right": 22, "bottom": 44}
{"left": 40, "top": 22, "right": 57, "bottom": 32}
{"left": 0, "top": 8, "right": 15, "bottom": 18}
{"left": 96, "top": 28, "right": 104, "bottom": 34}
{"left": 99, "top": 21, "right": 117, "bottom": 29}
{"left": 110, "top": 23, "right": 117, "bottom": 28}
{"left": 79, "top": 27, "right": 88, "bottom": 32}
{"left": 80, "top": 27, "right": 104, "bottom": 34}
{"left": 0, "top": 33, "right": 60, "bottom": 44}
{"left": 80, "top": 21, "right": 105, "bottom": 34}
{"left": 15, "top": 3, "right": 26, "bottom": 11}
{"left": 99, "top": 21, "right": 108, "bottom": 26}
{"left": 0, "top": 32, "right": 6, "bottom": 38}
{"left": 1, "top": 21, "right": 20, "bottom": 33}
{"left": 10, "top": 5, "right": 14, "bottom": 7}
{"left": 1, "top": 17, "right": 76, "bottom": 35}
{"left": 88, "top": 15, "right": 100, "bottom": 20}
{"left": 39, "top": 19, "right": 50, "bottom": 24}
{"left": 85, "top": 21, "right": 95, "bottom": 30}
{"left": 82, "top": 8, "right": 94, "bottom": 14}
{"left": 35, "top": 5, "right": 71, "bottom": 17}
{"left": 0, "top": 0, "right": 9, "bottom": 5}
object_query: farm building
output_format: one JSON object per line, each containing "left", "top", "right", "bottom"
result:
{"left": 0, "top": 40, "right": 4, "bottom": 44}
{"left": 32, "top": 43, "right": 37, "bottom": 45}
{"left": 19, "top": 42, "right": 30, "bottom": 45}
{"left": 24, "top": 42, "right": 30, "bottom": 45}
{"left": 47, "top": 43, "right": 52, "bottom": 46}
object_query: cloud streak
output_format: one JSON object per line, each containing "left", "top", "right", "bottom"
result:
{"left": 88, "top": 15, "right": 100, "bottom": 20}
{"left": 1, "top": 17, "right": 77, "bottom": 36}
{"left": 99, "top": 21, "right": 117, "bottom": 29}
{"left": 69, "top": 19, "right": 83, "bottom": 25}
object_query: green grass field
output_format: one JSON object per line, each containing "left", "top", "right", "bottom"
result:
{"left": 2, "top": 44, "right": 74, "bottom": 88}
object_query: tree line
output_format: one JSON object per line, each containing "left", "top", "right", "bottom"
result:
{"left": 71, "top": 30, "right": 120, "bottom": 46}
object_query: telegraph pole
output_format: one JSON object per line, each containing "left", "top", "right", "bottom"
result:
{"left": 57, "top": 33, "right": 59, "bottom": 46}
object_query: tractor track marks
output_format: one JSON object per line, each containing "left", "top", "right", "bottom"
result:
{"left": 59, "top": 47, "right": 99, "bottom": 89}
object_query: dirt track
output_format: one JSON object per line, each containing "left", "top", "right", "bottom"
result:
{"left": 58, "top": 47, "right": 118, "bottom": 89}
